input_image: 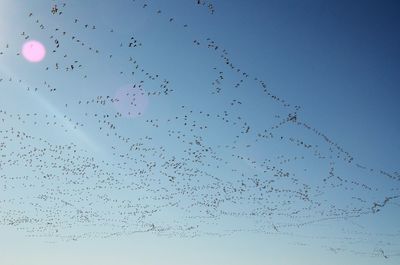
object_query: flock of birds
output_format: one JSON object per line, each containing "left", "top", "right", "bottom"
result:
{"left": 0, "top": 0, "right": 399, "bottom": 260}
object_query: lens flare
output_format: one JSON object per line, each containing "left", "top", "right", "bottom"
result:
{"left": 113, "top": 84, "right": 149, "bottom": 118}
{"left": 22, "top": 40, "right": 46, "bottom": 62}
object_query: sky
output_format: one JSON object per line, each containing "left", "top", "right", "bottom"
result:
{"left": 0, "top": 0, "right": 399, "bottom": 264}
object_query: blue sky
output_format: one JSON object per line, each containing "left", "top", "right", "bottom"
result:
{"left": 0, "top": 0, "right": 399, "bottom": 264}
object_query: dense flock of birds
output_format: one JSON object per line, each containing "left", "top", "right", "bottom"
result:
{"left": 0, "top": 0, "right": 399, "bottom": 259}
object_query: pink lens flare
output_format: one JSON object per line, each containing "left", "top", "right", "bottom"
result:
{"left": 113, "top": 84, "right": 149, "bottom": 118}
{"left": 22, "top": 40, "right": 46, "bottom": 62}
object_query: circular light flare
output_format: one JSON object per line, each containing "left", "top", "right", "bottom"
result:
{"left": 113, "top": 84, "right": 149, "bottom": 118}
{"left": 22, "top": 40, "right": 46, "bottom": 62}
